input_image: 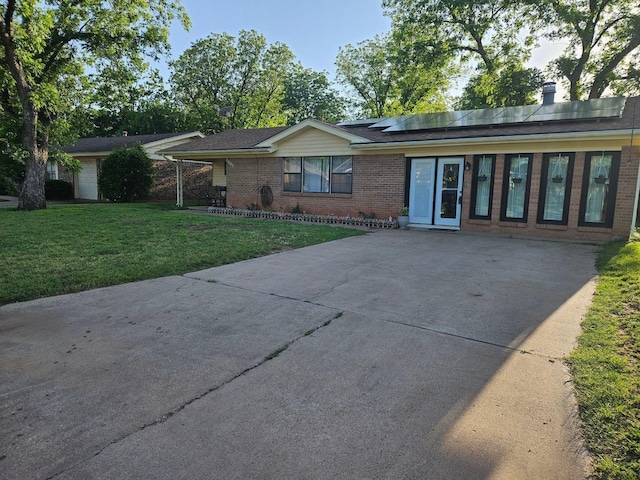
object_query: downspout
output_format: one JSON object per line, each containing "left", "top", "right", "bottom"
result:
{"left": 629, "top": 97, "right": 639, "bottom": 239}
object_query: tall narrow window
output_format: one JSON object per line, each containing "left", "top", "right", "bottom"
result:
{"left": 283, "top": 158, "right": 302, "bottom": 192}
{"left": 331, "top": 156, "right": 352, "bottom": 194}
{"left": 537, "top": 153, "right": 574, "bottom": 224}
{"left": 470, "top": 155, "right": 495, "bottom": 219}
{"left": 579, "top": 151, "right": 620, "bottom": 227}
{"left": 501, "top": 154, "right": 532, "bottom": 222}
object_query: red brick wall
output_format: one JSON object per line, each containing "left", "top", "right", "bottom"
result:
{"left": 225, "top": 148, "right": 638, "bottom": 241}
{"left": 226, "top": 155, "right": 406, "bottom": 219}
{"left": 462, "top": 146, "right": 640, "bottom": 241}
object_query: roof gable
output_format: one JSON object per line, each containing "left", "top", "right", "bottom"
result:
{"left": 254, "top": 119, "right": 372, "bottom": 148}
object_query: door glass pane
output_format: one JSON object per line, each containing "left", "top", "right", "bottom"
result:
{"left": 410, "top": 159, "right": 435, "bottom": 221}
{"left": 474, "top": 156, "right": 493, "bottom": 217}
{"left": 543, "top": 155, "right": 569, "bottom": 221}
{"left": 440, "top": 163, "right": 459, "bottom": 219}
{"left": 303, "top": 157, "right": 330, "bottom": 193}
{"left": 505, "top": 155, "right": 529, "bottom": 219}
{"left": 584, "top": 154, "right": 612, "bottom": 223}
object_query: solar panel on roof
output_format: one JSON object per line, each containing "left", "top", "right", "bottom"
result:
{"left": 351, "top": 97, "right": 626, "bottom": 133}
{"left": 336, "top": 118, "right": 384, "bottom": 126}
{"left": 368, "top": 115, "right": 412, "bottom": 129}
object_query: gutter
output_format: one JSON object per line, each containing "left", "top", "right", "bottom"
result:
{"left": 350, "top": 129, "right": 640, "bottom": 151}
{"left": 163, "top": 147, "right": 274, "bottom": 159}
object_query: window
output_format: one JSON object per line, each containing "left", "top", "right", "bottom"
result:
{"left": 537, "top": 153, "right": 574, "bottom": 225}
{"left": 470, "top": 155, "right": 495, "bottom": 219}
{"left": 46, "top": 161, "right": 58, "bottom": 180}
{"left": 331, "top": 156, "right": 353, "bottom": 194}
{"left": 578, "top": 151, "right": 620, "bottom": 228}
{"left": 283, "top": 158, "right": 302, "bottom": 192}
{"left": 500, "top": 154, "right": 532, "bottom": 222}
{"left": 283, "top": 156, "right": 353, "bottom": 194}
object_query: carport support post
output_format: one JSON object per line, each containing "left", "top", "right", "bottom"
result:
{"left": 176, "top": 160, "right": 184, "bottom": 207}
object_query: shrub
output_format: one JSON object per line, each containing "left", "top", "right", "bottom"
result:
{"left": 98, "top": 143, "right": 154, "bottom": 202}
{"left": 0, "top": 176, "right": 18, "bottom": 196}
{"left": 45, "top": 179, "right": 74, "bottom": 200}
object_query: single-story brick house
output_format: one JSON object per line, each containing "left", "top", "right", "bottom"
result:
{"left": 61, "top": 132, "right": 207, "bottom": 201}
{"left": 161, "top": 95, "right": 640, "bottom": 242}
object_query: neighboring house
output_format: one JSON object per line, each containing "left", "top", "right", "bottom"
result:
{"left": 62, "top": 132, "right": 205, "bottom": 201}
{"left": 162, "top": 94, "right": 640, "bottom": 242}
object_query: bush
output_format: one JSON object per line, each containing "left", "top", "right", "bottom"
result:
{"left": 0, "top": 176, "right": 18, "bottom": 196}
{"left": 98, "top": 143, "right": 154, "bottom": 202}
{"left": 45, "top": 179, "right": 74, "bottom": 200}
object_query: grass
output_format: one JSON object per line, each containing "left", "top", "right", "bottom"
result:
{"left": 568, "top": 240, "right": 640, "bottom": 479}
{"left": 0, "top": 203, "right": 364, "bottom": 305}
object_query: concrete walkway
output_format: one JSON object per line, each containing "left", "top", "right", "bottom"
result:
{"left": 0, "top": 230, "right": 597, "bottom": 479}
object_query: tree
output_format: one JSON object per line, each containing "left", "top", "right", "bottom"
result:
{"left": 283, "top": 65, "right": 346, "bottom": 124}
{"left": 527, "top": 0, "right": 640, "bottom": 99}
{"left": 383, "top": 0, "right": 541, "bottom": 107}
{"left": 98, "top": 144, "right": 154, "bottom": 202}
{"left": 336, "top": 33, "right": 450, "bottom": 118}
{"left": 169, "top": 30, "right": 295, "bottom": 133}
{"left": 0, "top": 0, "right": 189, "bottom": 211}
{"left": 457, "top": 62, "right": 544, "bottom": 109}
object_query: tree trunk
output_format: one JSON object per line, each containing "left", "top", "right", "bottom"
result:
{"left": 17, "top": 105, "right": 48, "bottom": 211}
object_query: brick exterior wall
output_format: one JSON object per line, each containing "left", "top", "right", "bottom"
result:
{"left": 226, "top": 155, "right": 406, "bottom": 219}
{"left": 461, "top": 146, "right": 640, "bottom": 242}
{"left": 151, "top": 161, "right": 213, "bottom": 201}
{"left": 225, "top": 147, "right": 639, "bottom": 242}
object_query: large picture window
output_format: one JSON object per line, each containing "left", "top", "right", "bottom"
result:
{"left": 500, "top": 154, "right": 532, "bottom": 222}
{"left": 578, "top": 151, "right": 620, "bottom": 227}
{"left": 283, "top": 156, "right": 353, "bottom": 194}
{"left": 470, "top": 155, "right": 495, "bottom": 219}
{"left": 537, "top": 153, "right": 574, "bottom": 225}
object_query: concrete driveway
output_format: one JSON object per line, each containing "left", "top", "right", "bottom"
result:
{"left": 0, "top": 230, "right": 597, "bottom": 479}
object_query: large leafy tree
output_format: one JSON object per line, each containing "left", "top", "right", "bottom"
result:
{"left": 383, "top": 0, "right": 542, "bottom": 108}
{"left": 169, "top": 30, "right": 295, "bottom": 133}
{"left": 0, "top": 0, "right": 189, "bottom": 211}
{"left": 528, "top": 0, "right": 640, "bottom": 99}
{"left": 336, "top": 33, "right": 451, "bottom": 118}
{"left": 283, "top": 65, "right": 346, "bottom": 125}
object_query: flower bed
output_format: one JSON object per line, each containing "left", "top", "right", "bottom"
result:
{"left": 207, "top": 206, "right": 398, "bottom": 229}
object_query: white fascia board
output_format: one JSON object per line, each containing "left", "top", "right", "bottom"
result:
{"left": 143, "top": 131, "right": 205, "bottom": 149}
{"left": 254, "top": 119, "right": 372, "bottom": 148}
{"left": 166, "top": 147, "right": 274, "bottom": 160}
{"left": 350, "top": 129, "right": 639, "bottom": 151}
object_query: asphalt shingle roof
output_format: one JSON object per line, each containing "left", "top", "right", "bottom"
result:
{"left": 63, "top": 133, "right": 194, "bottom": 154}
{"left": 161, "top": 126, "right": 289, "bottom": 153}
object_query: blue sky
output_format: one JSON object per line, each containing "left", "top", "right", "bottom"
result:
{"left": 163, "top": 1, "right": 564, "bottom": 99}
{"left": 165, "top": 0, "right": 392, "bottom": 80}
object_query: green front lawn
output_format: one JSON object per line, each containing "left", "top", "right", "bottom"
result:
{"left": 0, "top": 203, "right": 364, "bottom": 305}
{"left": 569, "top": 240, "right": 640, "bottom": 479}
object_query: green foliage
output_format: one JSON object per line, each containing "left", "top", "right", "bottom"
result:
{"left": 528, "top": 0, "right": 640, "bottom": 99}
{"left": 0, "top": 0, "right": 189, "bottom": 210}
{"left": 283, "top": 65, "right": 346, "bottom": 124}
{"left": 0, "top": 175, "right": 17, "bottom": 195}
{"left": 457, "top": 62, "right": 544, "bottom": 109}
{"left": 98, "top": 144, "right": 154, "bottom": 202}
{"left": 569, "top": 240, "right": 640, "bottom": 478}
{"left": 0, "top": 203, "right": 364, "bottom": 305}
{"left": 44, "top": 179, "right": 73, "bottom": 200}
{"left": 169, "top": 30, "right": 295, "bottom": 133}
{"left": 336, "top": 33, "right": 450, "bottom": 118}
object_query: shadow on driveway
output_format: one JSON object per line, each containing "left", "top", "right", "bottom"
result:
{"left": 0, "top": 230, "right": 597, "bottom": 479}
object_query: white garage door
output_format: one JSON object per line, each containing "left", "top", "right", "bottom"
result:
{"left": 77, "top": 160, "right": 99, "bottom": 200}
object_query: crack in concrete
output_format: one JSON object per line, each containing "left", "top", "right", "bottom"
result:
{"left": 46, "top": 310, "right": 342, "bottom": 480}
